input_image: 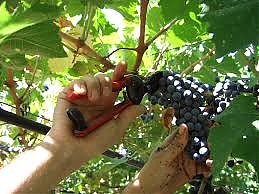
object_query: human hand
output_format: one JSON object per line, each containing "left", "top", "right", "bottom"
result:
{"left": 46, "top": 61, "right": 145, "bottom": 163}
{"left": 123, "top": 124, "right": 212, "bottom": 194}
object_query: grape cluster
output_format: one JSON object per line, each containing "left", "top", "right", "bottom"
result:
{"left": 211, "top": 77, "right": 254, "bottom": 115}
{"left": 146, "top": 70, "right": 256, "bottom": 162}
{"left": 148, "top": 71, "right": 211, "bottom": 161}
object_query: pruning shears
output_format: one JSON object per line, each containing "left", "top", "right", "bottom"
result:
{"left": 66, "top": 72, "right": 163, "bottom": 137}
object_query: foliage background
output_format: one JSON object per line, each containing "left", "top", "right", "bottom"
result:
{"left": 0, "top": 0, "right": 258, "bottom": 193}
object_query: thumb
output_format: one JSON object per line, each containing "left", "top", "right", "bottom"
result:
{"left": 115, "top": 105, "right": 146, "bottom": 131}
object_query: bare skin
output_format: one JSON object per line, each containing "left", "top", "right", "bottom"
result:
{"left": 0, "top": 61, "right": 211, "bottom": 193}
{"left": 123, "top": 124, "right": 212, "bottom": 194}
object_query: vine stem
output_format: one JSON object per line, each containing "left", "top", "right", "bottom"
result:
{"left": 133, "top": 0, "right": 177, "bottom": 72}
{"left": 134, "top": 0, "right": 149, "bottom": 72}
{"left": 59, "top": 31, "right": 115, "bottom": 71}
{"left": 181, "top": 49, "right": 215, "bottom": 76}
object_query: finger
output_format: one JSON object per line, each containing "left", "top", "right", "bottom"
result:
{"left": 95, "top": 73, "right": 112, "bottom": 97}
{"left": 82, "top": 75, "right": 101, "bottom": 102}
{"left": 115, "top": 105, "right": 146, "bottom": 135}
{"left": 196, "top": 159, "right": 212, "bottom": 178}
{"left": 206, "top": 159, "right": 213, "bottom": 168}
{"left": 156, "top": 124, "right": 188, "bottom": 155}
{"left": 73, "top": 81, "right": 87, "bottom": 95}
{"left": 112, "top": 61, "right": 127, "bottom": 81}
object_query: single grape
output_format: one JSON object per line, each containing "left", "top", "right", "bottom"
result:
{"left": 199, "top": 147, "right": 209, "bottom": 156}
{"left": 193, "top": 153, "right": 200, "bottom": 160}
{"left": 172, "top": 92, "right": 181, "bottom": 102}
{"left": 184, "top": 112, "right": 192, "bottom": 121}
{"left": 167, "top": 85, "right": 175, "bottom": 93}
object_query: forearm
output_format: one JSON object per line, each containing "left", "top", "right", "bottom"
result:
{"left": 0, "top": 133, "right": 90, "bottom": 193}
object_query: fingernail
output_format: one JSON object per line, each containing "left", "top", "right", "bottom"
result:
{"left": 103, "top": 86, "right": 111, "bottom": 96}
{"left": 120, "top": 61, "right": 126, "bottom": 65}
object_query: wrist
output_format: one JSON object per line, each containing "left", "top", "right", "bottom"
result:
{"left": 43, "top": 129, "right": 91, "bottom": 169}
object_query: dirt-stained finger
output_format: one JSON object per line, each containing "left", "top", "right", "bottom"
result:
{"left": 157, "top": 124, "right": 188, "bottom": 152}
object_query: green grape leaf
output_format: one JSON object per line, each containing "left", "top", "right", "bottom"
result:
{"left": 159, "top": 0, "right": 200, "bottom": 22}
{"left": 147, "top": 6, "right": 166, "bottom": 32}
{"left": 92, "top": 10, "right": 117, "bottom": 36}
{"left": 159, "top": 0, "right": 186, "bottom": 21}
{"left": 106, "top": 0, "right": 137, "bottom": 21}
{"left": 203, "top": 0, "right": 259, "bottom": 57}
{"left": 232, "top": 123, "right": 259, "bottom": 174}
{"left": 68, "top": 61, "right": 92, "bottom": 77}
{"left": 208, "top": 95, "right": 259, "bottom": 176}
{"left": 0, "top": 52, "right": 27, "bottom": 68}
{"left": 0, "top": 2, "right": 61, "bottom": 41}
{"left": 98, "top": 157, "right": 128, "bottom": 174}
{"left": 1, "top": 22, "right": 66, "bottom": 58}
{"left": 65, "top": 0, "right": 85, "bottom": 16}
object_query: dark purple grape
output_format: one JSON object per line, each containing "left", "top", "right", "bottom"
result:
{"left": 172, "top": 92, "right": 181, "bottom": 101}
{"left": 159, "top": 77, "right": 166, "bottom": 86}
{"left": 167, "top": 85, "right": 175, "bottom": 93}
{"left": 197, "top": 114, "right": 205, "bottom": 122}
{"left": 199, "top": 147, "right": 209, "bottom": 156}
{"left": 194, "top": 123, "right": 202, "bottom": 130}
{"left": 183, "top": 90, "right": 192, "bottom": 98}
{"left": 191, "top": 108, "right": 200, "bottom": 116}
{"left": 227, "top": 159, "right": 235, "bottom": 167}
{"left": 167, "top": 76, "right": 174, "bottom": 84}
{"left": 184, "top": 112, "right": 192, "bottom": 120}
{"left": 193, "top": 153, "right": 200, "bottom": 160}
{"left": 187, "top": 122, "right": 194, "bottom": 131}
{"left": 150, "top": 95, "right": 158, "bottom": 105}
{"left": 219, "top": 101, "right": 227, "bottom": 110}
{"left": 185, "top": 98, "right": 193, "bottom": 106}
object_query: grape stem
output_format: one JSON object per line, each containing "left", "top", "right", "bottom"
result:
{"left": 148, "top": 43, "right": 170, "bottom": 75}
{"left": 105, "top": 47, "right": 137, "bottom": 59}
{"left": 181, "top": 49, "right": 215, "bottom": 76}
